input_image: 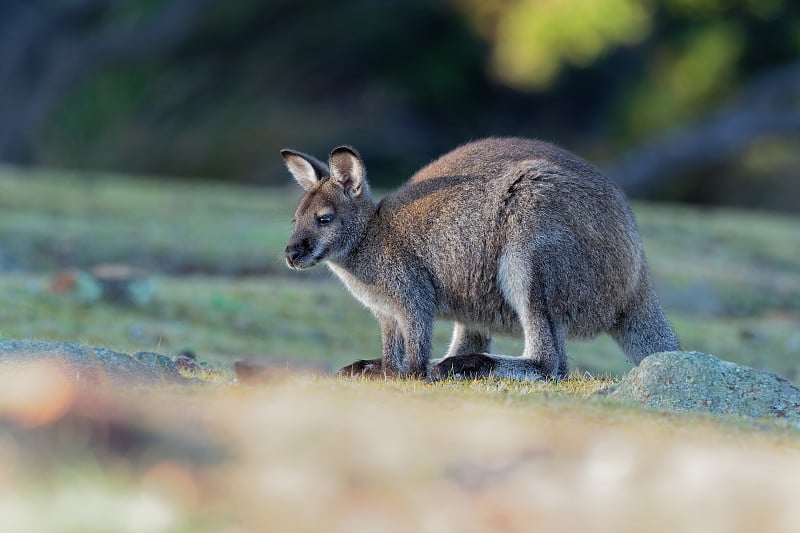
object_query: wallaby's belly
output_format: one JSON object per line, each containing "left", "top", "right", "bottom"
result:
{"left": 430, "top": 237, "right": 630, "bottom": 339}
{"left": 331, "top": 249, "right": 521, "bottom": 333}
{"left": 435, "top": 282, "right": 524, "bottom": 337}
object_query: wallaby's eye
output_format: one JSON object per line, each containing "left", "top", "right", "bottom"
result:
{"left": 316, "top": 214, "right": 335, "bottom": 226}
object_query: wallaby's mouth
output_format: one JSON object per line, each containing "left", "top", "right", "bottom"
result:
{"left": 285, "top": 256, "right": 318, "bottom": 270}
{"left": 285, "top": 244, "right": 328, "bottom": 270}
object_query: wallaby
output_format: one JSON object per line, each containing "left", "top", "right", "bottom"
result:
{"left": 282, "top": 137, "right": 679, "bottom": 380}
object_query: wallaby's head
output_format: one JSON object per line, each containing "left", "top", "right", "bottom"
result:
{"left": 282, "top": 146, "right": 373, "bottom": 270}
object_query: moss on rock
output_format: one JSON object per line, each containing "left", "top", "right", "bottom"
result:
{"left": 606, "top": 351, "right": 800, "bottom": 421}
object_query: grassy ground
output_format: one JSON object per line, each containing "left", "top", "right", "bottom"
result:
{"left": 1, "top": 165, "right": 800, "bottom": 531}
{"left": 1, "top": 165, "right": 799, "bottom": 377}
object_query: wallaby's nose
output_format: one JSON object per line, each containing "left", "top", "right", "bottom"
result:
{"left": 285, "top": 243, "right": 305, "bottom": 267}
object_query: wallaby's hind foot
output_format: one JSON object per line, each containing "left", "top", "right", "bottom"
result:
{"left": 430, "top": 354, "right": 555, "bottom": 381}
{"left": 429, "top": 353, "right": 497, "bottom": 380}
{"left": 337, "top": 358, "right": 384, "bottom": 379}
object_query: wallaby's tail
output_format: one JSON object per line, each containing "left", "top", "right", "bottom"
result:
{"left": 611, "top": 274, "right": 680, "bottom": 364}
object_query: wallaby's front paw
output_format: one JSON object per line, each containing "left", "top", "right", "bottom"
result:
{"left": 430, "top": 353, "right": 496, "bottom": 380}
{"left": 337, "top": 358, "right": 384, "bottom": 378}
{"left": 404, "top": 365, "right": 428, "bottom": 381}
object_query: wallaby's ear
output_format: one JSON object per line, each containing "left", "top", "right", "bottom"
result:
{"left": 281, "top": 149, "right": 329, "bottom": 192}
{"left": 329, "top": 146, "right": 367, "bottom": 198}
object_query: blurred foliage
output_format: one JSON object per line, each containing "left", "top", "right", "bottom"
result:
{"left": 623, "top": 20, "right": 744, "bottom": 135}
{"left": 38, "top": 0, "right": 495, "bottom": 182}
{"left": 456, "top": 0, "right": 799, "bottom": 138}
{"left": 456, "top": 0, "right": 653, "bottom": 90}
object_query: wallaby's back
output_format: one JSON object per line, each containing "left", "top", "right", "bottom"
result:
{"left": 410, "top": 137, "right": 604, "bottom": 184}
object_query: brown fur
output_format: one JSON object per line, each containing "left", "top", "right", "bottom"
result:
{"left": 282, "top": 138, "right": 679, "bottom": 380}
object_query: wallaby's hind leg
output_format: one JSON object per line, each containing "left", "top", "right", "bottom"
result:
{"left": 513, "top": 307, "right": 567, "bottom": 378}
{"left": 428, "top": 324, "right": 492, "bottom": 379}
{"left": 430, "top": 310, "right": 566, "bottom": 380}
{"left": 611, "top": 281, "right": 680, "bottom": 364}
{"left": 495, "top": 248, "right": 567, "bottom": 378}
{"left": 430, "top": 250, "right": 567, "bottom": 381}
{"left": 445, "top": 323, "right": 491, "bottom": 358}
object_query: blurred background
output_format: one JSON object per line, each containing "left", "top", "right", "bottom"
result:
{"left": 1, "top": 0, "right": 799, "bottom": 212}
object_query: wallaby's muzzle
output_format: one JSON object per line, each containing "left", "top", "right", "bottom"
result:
{"left": 285, "top": 241, "right": 309, "bottom": 270}
{"left": 285, "top": 234, "right": 324, "bottom": 269}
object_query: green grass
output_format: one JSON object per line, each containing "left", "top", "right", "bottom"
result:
{"left": 2, "top": 274, "right": 799, "bottom": 381}
{"left": 1, "top": 165, "right": 799, "bottom": 380}
{"left": 0, "top": 165, "right": 297, "bottom": 273}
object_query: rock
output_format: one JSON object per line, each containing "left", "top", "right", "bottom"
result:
{"left": 132, "top": 351, "right": 182, "bottom": 375}
{"left": 604, "top": 351, "right": 800, "bottom": 421}
{"left": 0, "top": 340, "right": 188, "bottom": 386}
{"left": 173, "top": 351, "right": 218, "bottom": 379}
{"left": 174, "top": 354, "right": 203, "bottom": 372}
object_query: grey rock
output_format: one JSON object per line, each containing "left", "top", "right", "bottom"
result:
{"left": 605, "top": 351, "right": 800, "bottom": 421}
{"left": 132, "top": 351, "right": 182, "bottom": 375}
{"left": 0, "top": 340, "right": 187, "bottom": 386}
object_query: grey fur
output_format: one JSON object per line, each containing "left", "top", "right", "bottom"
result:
{"left": 282, "top": 137, "right": 680, "bottom": 379}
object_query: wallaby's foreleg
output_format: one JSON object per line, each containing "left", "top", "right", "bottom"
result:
{"left": 445, "top": 323, "right": 492, "bottom": 358}
{"left": 337, "top": 357, "right": 383, "bottom": 378}
{"left": 379, "top": 318, "right": 406, "bottom": 375}
{"left": 399, "top": 312, "right": 434, "bottom": 378}
{"left": 336, "top": 317, "right": 404, "bottom": 378}
{"left": 340, "top": 315, "right": 431, "bottom": 378}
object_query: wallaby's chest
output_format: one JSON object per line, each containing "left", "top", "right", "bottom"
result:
{"left": 327, "top": 262, "right": 403, "bottom": 317}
